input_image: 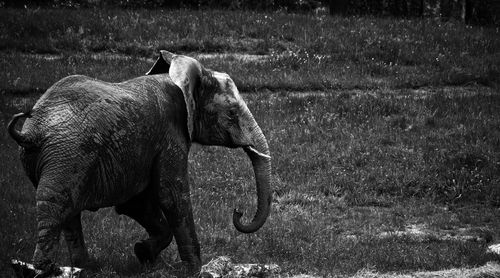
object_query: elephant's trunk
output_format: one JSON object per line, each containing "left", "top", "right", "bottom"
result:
{"left": 233, "top": 119, "right": 272, "bottom": 233}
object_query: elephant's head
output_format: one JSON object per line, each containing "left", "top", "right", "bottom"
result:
{"left": 147, "top": 51, "right": 271, "bottom": 233}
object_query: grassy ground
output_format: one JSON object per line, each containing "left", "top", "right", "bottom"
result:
{"left": 2, "top": 87, "right": 500, "bottom": 277}
{"left": 1, "top": 7, "right": 500, "bottom": 278}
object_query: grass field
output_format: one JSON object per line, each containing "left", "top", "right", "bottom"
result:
{"left": 1, "top": 7, "right": 500, "bottom": 278}
{"left": 0, "top": 8, "right": 499, "bottom": 92}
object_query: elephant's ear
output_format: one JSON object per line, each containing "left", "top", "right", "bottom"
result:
{"left": 160, "top": 50, "right": 201, "bottom": 141}
{"left": 145, "top": 51, "right": 173, "bottom": 75}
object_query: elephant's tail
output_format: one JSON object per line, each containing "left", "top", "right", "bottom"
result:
{"left": 8, "top": 111, "right": 35, "bottom": 148}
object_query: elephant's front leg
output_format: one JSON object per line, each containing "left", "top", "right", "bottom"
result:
{"left": 160, "top": 187, "right": 201, "bottom": 274}
{"left": 158, "top": 154, "right": 201, "bottom": 274}
{"left": 63, "top": 213, "right": 89, "bottom": 267}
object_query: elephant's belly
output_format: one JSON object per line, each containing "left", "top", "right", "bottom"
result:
{"left": 83, "top": 176, "right": 151, "bottom": 210}
{"left": 79, "top": 155, "right": 153, "bottom": 209}
{"left": 58, "top": 117, "right": 160, "bottom": 209}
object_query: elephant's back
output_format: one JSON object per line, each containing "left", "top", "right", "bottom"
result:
{"left": 23, "top": 74, "right": 184, "bottom": 154}
{"left": 27, "top": 75, "right": 162, "bottom": 133}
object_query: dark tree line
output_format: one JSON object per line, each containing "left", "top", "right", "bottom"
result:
{"left": 329, "top": 0, "right": 500, "bottom": 25}
{"left": 1, "top": 0, "right": 322, "bottom": 11}
{"left": 2, "top": 0, "right": 498, "bottom": 24}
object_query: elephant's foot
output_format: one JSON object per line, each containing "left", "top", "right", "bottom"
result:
{"left": 33, "top": 261, "right": 62, "bottom": 278}
{"left": 177, "top": 245, "right": 202, "bottom": 276}
{"left": 33, "top": 246, "right": 62, "bottom": 278}
{"left": 69, "top": 250, "right": 89, "bottom": 268}
{"left": 170, "top": 261, "right": 202, "bottom": 278}
{"left": 186, "top": 261, "right": 202, "bottom": 277}
{"left": 134, "top": 240, "right": 160, "bottom": 264}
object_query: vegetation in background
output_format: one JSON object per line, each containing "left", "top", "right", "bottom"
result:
{"left": 0, "top": 9, "right": 499, "bottom": 92}
{"left": 329, "top": 0, "right": 500, "bottom": 25}
{"left": 1, "top": 0, "right": 499, "bottom": 25}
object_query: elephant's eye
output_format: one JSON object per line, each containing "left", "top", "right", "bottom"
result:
{"left": 223, "top": 107, "right": 239, "bottom": 125}
{"left": 228, "top": 108, "right": 238, "bottom": 117}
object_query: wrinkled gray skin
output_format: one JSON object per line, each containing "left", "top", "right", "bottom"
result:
{"left": 8, "top": 51, "right": 272, "bottom": 277}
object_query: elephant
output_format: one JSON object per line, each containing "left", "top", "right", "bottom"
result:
{"left": 7, "top": 50, "right": 272, "bottom": 277}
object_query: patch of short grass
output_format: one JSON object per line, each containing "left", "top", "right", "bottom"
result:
{"left": 0, "top": 53, "right": 150, "bottom": 94}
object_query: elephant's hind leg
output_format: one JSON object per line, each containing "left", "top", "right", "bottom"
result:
{"left": 115, "top": 190, "right": 173, "bottom": 264}
{"left": 63, "top": 213, "right": 89, "bottom": 267}
{"left": 33, "top": 178, "right": 77, "bottom": 276}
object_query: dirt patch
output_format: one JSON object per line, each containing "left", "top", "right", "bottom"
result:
{"left": 196, "top": 53, "right": 271, "bottom": 63}
{"left": 17, "top": 52, "right": 152, "bottom": 61}
{"left": 16, "top": 52, "right": 273, "bottom": 63}
{"left": 351, "top": 262, "right": 500, "bottom": 278}
{"left": 279, "top": 85, "right": 498, "bottom": 100}
{"left": 375, "top": 224, "right": 492, "bottom": 243}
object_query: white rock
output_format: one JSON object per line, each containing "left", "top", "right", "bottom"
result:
{"left": 200, "top": 256, "right": 281, "bottom": 278}
{"left": 11, "top": 259, "right": 82, "bottom": 278}
{"left": 487, "top": 244, "right": 500, "bottom": 255}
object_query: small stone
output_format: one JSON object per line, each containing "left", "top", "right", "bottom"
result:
{"left": 487, "top": 244, "right": 500, "bottom": 255}
{"left": 11, "top": 259, "right": 82, "bottom": 278}
{"left": 201, "top": 256, "right": 280, "bottom": 278}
